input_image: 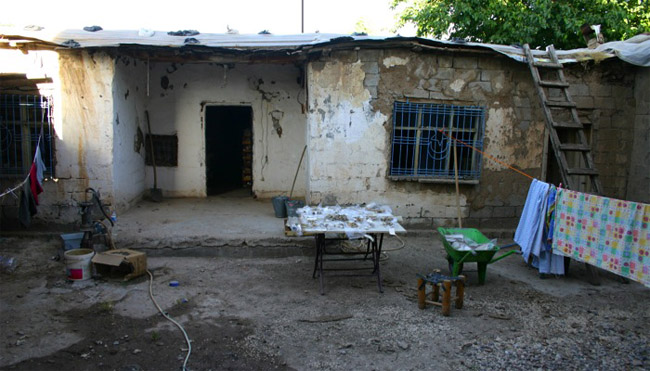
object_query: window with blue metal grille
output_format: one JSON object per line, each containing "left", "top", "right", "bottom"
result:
{"left": 390, "top": 101, "right": 485, "bottom": 182}
{"left": 0, "top": 95, "right": 55, "bottom": 177}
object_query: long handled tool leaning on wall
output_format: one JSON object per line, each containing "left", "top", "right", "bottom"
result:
{"left": 145, "top": 110, "right": 163, "bottom": 202}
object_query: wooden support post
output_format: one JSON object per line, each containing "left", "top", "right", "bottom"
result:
{"left": 431, "top": 269, "right": 440, "bottom": 302}
{"left": 417, "top": 278, "right": 426, "bottom": 309}
{"left": 432, "top": 283, "right": 440, "bottom": 302}
{"left": 441, "top": 280, "right": 452, "bottom": 316}
{"left": 455, "top": 275, "right": 466, "bottom": 309}
{"left": 453, "top": 142, "right": 463, "bottom": 228}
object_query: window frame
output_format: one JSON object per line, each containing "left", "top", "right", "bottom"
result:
{"left": 145, "top": 134, "right": 178, "bottom": 167}
{"left": 0, "top": 94, "right": 55, "bottom": 178}
{"left": 388, "top": 101, "right": 485, "bottom": 184}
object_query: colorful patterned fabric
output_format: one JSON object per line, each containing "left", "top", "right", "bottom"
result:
{"left": 552, "top": 189, "right": 650, "bottom": 287}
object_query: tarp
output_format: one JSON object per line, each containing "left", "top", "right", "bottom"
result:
{"left": 1, "top": 26, "right": 649, "bottom": 66}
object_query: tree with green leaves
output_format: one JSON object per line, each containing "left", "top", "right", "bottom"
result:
{"left": 393, "top": 0, "right": 650, "bottom": 49}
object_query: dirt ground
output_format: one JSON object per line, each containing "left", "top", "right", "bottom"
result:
{"left": 1, "top": 235, "right": 649, "bottom": 371}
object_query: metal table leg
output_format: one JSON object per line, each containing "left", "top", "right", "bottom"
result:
{"left": 312, "top": 234, "right": 325, "bottom": 295}
{"left": 312, "top": 234, "right": 320, "bottom": 279}
{"left": 375, "top": 233, "right": 384, "bottom": 293}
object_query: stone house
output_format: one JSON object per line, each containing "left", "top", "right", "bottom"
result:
{"left": 0, "top": 28, "right": 648, "bottom": 231}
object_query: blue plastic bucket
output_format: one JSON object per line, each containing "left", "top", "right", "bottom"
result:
{"left": 272, "top": 196, "right": 289, "bottom": 218}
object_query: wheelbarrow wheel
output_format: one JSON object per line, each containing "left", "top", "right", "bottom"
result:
{"left": 447, "top": 257, "right": 463, "bottom": 276}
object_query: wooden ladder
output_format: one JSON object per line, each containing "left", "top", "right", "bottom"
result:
{"left": 524, "top": 44, "right": 604, "bottom": 285}
{"left": 523, "top": 44, "right": 603, "bottom": 195}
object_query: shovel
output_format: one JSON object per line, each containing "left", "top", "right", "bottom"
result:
{"left": 145, "top": 110, "right": 163, "bottom": 202}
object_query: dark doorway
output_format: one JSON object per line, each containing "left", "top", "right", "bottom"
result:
{"left": 205, "top": 106, "right": 253, "bottom": 195}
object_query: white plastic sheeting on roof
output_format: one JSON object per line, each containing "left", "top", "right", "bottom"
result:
{"left": 0, "top": 27, "right": 363, "bottom": 49}
{"left": 591, "top": 34, "right": 650, "bottom": 67}
{"left": 1, "top": 26, "right": 649, "bottom": 66}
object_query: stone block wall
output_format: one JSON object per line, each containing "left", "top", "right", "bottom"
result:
{"left": 308, "top": 48, "right": 546, "bottom": 231}
{"left": 627, "top": 67, "right": 650, "bottom": 203}
{"left": 564, "top": 60, "right": 637, "bottom": 199}
{"left": 308, "top": 46, "right": 643, "bottom": 231}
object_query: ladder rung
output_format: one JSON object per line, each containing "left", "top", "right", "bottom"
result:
{"left": 553, "top": 121, "right": 584, "bottom": 129}
{"left": 566, "top": 168, "right": 599, "bottom": 175}
{"left": 560, "top": 143, "right": 591, "bottom": 151}
{"left": 546, "top": 100, "right": 577, "bottom": 108}
{"left": 534, "top": 61, "right": 563, "bottom": 69}
{"left": 539, "top": 80, "right": 570, "bottom": 88}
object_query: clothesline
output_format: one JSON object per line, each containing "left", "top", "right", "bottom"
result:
{"left": 0, "top": 177, "right": 29, "bottom": 200}
{"left": 436, "top": 128, "right": 536, "bottom": 181}
{"left": 0, "top": 133, "right": 44, "bottom": 200}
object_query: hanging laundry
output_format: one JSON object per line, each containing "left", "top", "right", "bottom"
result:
{"left": 515, "top": 179, "right": 549, "bottom": 261}
{"left": 514, "top": 179, "right": 565, "bottom": 275}
{"left": 18, "top": 179, "right": 37, "bottom": 227}
{"left": 28, "top": 146, "right": 46, "bottom": 205}
{"left": 552, "top": 189, "right": 650, "bottom": 288}
{"left": 34, "top": 146, "right": 46, "bottom": 185}
{"left": 29, "top": 162, "right": 43, "bottom": 205}
{"left": 544, "top": 186, "right": 557, "bottom": 251}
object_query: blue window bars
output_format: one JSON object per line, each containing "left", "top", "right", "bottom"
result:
{"left": 390, "top": 101, "right": 485, "bottom": 181}
{"left": 0, "top": 95, "right": 55, "bottom": 177}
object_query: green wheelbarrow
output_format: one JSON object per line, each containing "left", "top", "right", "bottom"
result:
{"left": 437, "top": 227, "right": 520, "bottom": 284}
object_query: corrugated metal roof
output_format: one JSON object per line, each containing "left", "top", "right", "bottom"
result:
{"left": 1, "top": 26, "right": 649, "bottom": 66}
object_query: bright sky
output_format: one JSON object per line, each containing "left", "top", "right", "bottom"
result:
{"left": 1, "top": 0, "right": 416, "bottom": 36}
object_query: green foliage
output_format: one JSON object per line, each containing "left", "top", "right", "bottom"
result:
{"left": 355, "top": 18, "right": 371, "bottom": 35}
{"left": 393, "top": 0, "right": 650, "bottom": 49}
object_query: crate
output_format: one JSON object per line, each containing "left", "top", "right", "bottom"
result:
{"left": 92, "top": 249, "right": 147, "bottom": 281}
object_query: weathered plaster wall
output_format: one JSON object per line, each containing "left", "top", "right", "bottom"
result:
{"left": 626, "top": 67, "right": 650, "bottom": 203}
{"left": 112, "top": 56, "right": 148, "bottom": 210}
{"left": 306, "top": 55, "right": 388, "bottom": 204}
{"left": 146, "top": 63, "right": 306, "bottom": 198}
{"left": 50, "top": 50, "right": 116, "bottom": 222}
{"left": 307, "top": 49, "right": 544, "bottom": 230}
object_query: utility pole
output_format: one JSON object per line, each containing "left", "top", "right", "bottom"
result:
{"left": 301, "top": 0, "right": 304, "bottom": 33}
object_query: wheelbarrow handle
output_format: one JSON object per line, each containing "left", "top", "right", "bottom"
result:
{"left": 489, "top": 243, "right": 521, "bottom": 264}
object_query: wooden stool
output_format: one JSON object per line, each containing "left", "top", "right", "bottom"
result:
{"left": 417, "top": 270, "right": 466, "bottom": 316}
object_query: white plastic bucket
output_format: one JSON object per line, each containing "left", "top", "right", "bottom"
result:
{"left": 64, "top": 248, "right": 95, "bottom": 281}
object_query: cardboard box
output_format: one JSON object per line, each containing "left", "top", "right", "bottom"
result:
{"left": 92, "top": 249, "right": 147, "bottom": 281}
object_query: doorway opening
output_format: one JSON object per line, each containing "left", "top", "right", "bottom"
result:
{"left": 205, "top": 105, "right": 253, "bottom": 196}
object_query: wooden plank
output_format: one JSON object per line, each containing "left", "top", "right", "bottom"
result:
{"left": 552, "top": 121, "right": 584, "bottom": 129}
{"left": 533, "top": 61, "right": 563, "bottom": 69}
{"left": 559, "top": 143, "right": 591, "bottom": 151}
{"left": 417, "top": 278, "right": 426, "bottom": 309}
{"left": 546, "top": 100, "right": 577, "bottom": 108}
{"left": 566, "top": 167, "right": 599, "bottom": 175}
{"left": 0, "top": 77, "right": 52, "bottom": 87}
{"left": 539, "top": 80, "right": 570, "bottom": 88}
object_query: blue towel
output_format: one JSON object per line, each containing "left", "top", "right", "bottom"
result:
{"left": 515, "top": 179, "right": 564, "bottom": 275}
{"left": 515, "top": 179, "right": 550, "bottom": 262}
